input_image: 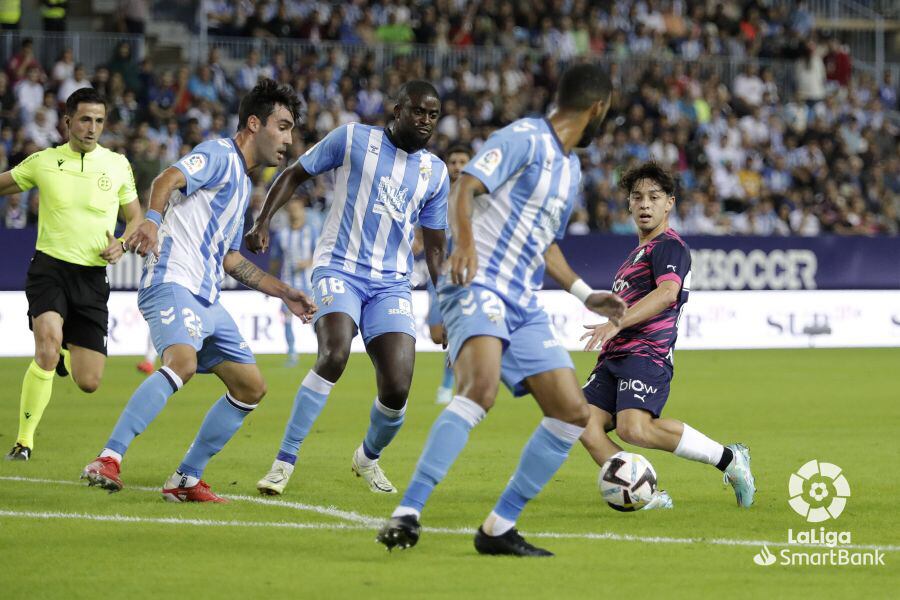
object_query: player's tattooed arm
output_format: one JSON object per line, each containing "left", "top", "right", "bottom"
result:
{"left": 224, "top": 253, "right": 267, "bottom": 291}
{"left": 223, "top": 251, "right": 317, "bottom": 322}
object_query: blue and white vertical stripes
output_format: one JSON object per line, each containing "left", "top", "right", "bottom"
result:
{"left": 460, "top": 118, "right": 581, "bottom": 308}
{"left": 299, "top": 123, "right": 449, "bottom": 281}
{"left": 141, "top": 138, "right": 253, "bottom": 303}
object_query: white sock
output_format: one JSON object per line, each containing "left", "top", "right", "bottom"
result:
{"left": 165, "top": 471, "right": 199, "bottom": 489}
{"left": 273, "top": 459, "right": 294, "bottom": 474}
{"left": 483, "top": 511, "right": 515, "bottom": 536}
{"left": 391, "top": 505, "right": 420, "bottom": 519}
{"left": 99, "top": 448, "right": 122, "bottom": 463}
{"left": 354, "top": 444, "right": 376, "bottom": 468}
{"left": 674, "top": 424, "right": 725, "bottom": 466}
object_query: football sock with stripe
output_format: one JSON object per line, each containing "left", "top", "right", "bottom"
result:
{"left": 15, "top": 360, "right": 55, "bottom": 449}
{"left": 394, "top": 396, "right": 485, "bottom": 518}
{"left": 104, "top": 367, "right": 183, "bottom": 457}
{"left": 487, "top": 418, "right": 584, "bottom": 536}
{"left": 177, "top": 393, "right": 256, "bottom": 478}
{"left": 277, "top": 370, "right": 334, "bottom": 465}
{"left": 360, "top": 397, "right": 406, "bottom": 462}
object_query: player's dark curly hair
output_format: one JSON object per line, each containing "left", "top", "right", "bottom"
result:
{"left": 238, "top": 78, "right": 302, "bottom": 130}
{"left": 620, "top": 161, "right": 678, "bottom": 197}
{"left": 65, "top": 87, "right": 106, "bottom": 115}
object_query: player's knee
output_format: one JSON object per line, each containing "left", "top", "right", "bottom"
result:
{"left": 316, "top": 344, "right": 351, "bottom": 379}
{"left": 163, "top": 355, "right": 197, "bottom": 384}
{"left": 378, "top": 386, "right": 409, "bottom": 411}
{"left": 247, "top": 379, "right": 267, "bottom": 404}
{"left": 75, "top": 374, "right": 101, "bottom": 394}
{"left": 616, "top": 421, "right": 649, "bottom": 448}
{"left": 568, "top": 403, "right": 591, "bottom": 428}
{"left": 457, "top": 379, "right": 497, "bottom": 411}
{"left": 34, "top": 334, "right": 62, "bottom": 369}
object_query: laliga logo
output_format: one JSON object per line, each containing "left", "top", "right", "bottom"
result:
{"left": 788, "top": 460, "right": 850, "bottom": 523}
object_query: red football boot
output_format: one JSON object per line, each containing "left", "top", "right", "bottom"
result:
{"left": 136, "top": 360, "right": 154, "bottom": 375}
{"left": 81, "top": 456, "right": 124, "bottom": 492}
{"left": 161, "top": 479, "right": 228, "bottom": 503}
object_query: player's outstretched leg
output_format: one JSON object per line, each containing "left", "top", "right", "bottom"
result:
{"left": 352, "top": 333, "right": 415, "bottom": 494}
{"left": 163, "top": 362, "right": 265, "bottom": 503}
{"left": 258, "top": 313, "right": 353, "bottom": 496}
{"left": 82, "top": 363, "right": 185, "bottom": 491}
{"left": 476, "top": 369, "right": 591, "bottom": 557}
{"left": 377, "top": 337, "right": 500, "bottom": 551}
{"left": 616, "top": 409, "right": 755, "bottom": 507}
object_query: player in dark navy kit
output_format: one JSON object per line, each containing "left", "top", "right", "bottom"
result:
{"left": 579, "top": 162, "right": 756, "bottom": 508}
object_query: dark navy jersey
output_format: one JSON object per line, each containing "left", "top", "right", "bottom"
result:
{"left": 601, "top": 228, "right": 691, "bottom": 370}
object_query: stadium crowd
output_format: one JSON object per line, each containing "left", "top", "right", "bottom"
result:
{"left": 1, "top": 1, "right": 898, "bottom": 236}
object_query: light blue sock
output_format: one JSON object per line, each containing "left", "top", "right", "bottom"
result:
{"left": 492, "top": 418, "right": 585, "bottom": 525}
{"left": 278, "top": 370, "right": 334, "bottom": 464}
{"left": 284, "top": 320, "right": 295, "bottom": 355}
{"left": 105, "top": 367, "right": 183, "bottom": 456}
{"left": 440, "top": 357, "right": 454, "bottom": 390}
{"left": 178, "top": 394, "right": 256, "bottom": 478}
{"left": 399, "top": 396, "right": 485, "bottom": 513}
{"left": 362, "top": 397, "right": 406, "bottom": 460}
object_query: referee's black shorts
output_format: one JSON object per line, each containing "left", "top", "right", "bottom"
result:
{"left": 25, "top": 251, "right": 110, "bottom": 355}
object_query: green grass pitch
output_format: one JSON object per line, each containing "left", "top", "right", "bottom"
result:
{"left": 1, "top": 349, "right": 897, "bottom": 598}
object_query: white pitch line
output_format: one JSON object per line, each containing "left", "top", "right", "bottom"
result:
{"left": 0, "top": 509, "right": 372, "bottom": 532}
{"left": 0, "top": 475, "right": 379, "bottom": 525}
{"left": 2, "top": 476, "right": 898, "bottom": 552}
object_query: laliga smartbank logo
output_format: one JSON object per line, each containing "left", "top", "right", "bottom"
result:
{"left": 752, "top": 460, "right": 885, "bottom": 567}
{"left": 788, "top": 459, "right": 850, "bottom": 522}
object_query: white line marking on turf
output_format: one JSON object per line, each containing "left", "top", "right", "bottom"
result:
{"left": 2, "top": 476, "right": 898, "bottom": 552}
{"left": 0, "top": 475, "right": 379, "bottom": 525}
{"left": 0, "top": 509, "right": 372, "bottom": 531}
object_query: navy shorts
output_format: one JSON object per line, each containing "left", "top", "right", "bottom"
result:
{"left": 582, "top": 355, "right": 672, "bottom": 418}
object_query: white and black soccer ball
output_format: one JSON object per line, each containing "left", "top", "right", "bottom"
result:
{"left": 599, "top": 451, "right": 658, "bottom": 512}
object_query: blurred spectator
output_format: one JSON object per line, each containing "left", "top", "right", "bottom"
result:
{"left": 795, "top": 41, "right": 826, "bottom": 105}
{"left": 3, "top": 192, "right": 27, "bottom": 228}
{"left": 51, "top": 48, "right": 75, "bottom": 84}
{"left": 15, "top": 67, "right": 44, "bottom": 123}
{"left": 57, "top": 63, "right": 92, "bottom": 102}
{"left": 7, "top": 39, "right": 45, "bottom": 85}
{"left": 118, "top": 0, "right": 149, "bottom": 35}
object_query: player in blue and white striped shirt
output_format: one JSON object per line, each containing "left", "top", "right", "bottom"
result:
{"left": 270, "top": 197, "right": 319, "bottom": 365}
{"left": 82, "top": 80, "right": 316, "bottom": 502}
{"left": 379, "top": 65, "right": 627, "bottom": 556}
{"left": 246, "top": 80, "right": 448, "bottom": 496}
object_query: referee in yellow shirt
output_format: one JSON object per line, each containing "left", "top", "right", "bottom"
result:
{"left": 0, "top": 88, "right": 142, "bottom": 460}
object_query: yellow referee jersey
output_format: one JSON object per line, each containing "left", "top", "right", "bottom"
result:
{"left": 11, "top": 143, "right": 137, "bottom": 267}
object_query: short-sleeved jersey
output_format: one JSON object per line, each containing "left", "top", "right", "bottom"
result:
{"left": 140, "top": 138, "right": 252, "bottom": 303}
{"left": 461, "top": 117, "right": 580, "bottom": 309}
{"left": 299, "top": 123, "right": 449, "bottom": 281}
{"left": 601, "top": 229, "right": 691, "bottom": 370}
{"left": 11, "top": 143, "right": 136, "bottom": 267}
{"left": 271, "top": 222, "right": 318, "bottom": 292}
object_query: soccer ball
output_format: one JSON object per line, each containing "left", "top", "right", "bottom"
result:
{"left": 599, "top": 451, "right": 658, "bottom": 512}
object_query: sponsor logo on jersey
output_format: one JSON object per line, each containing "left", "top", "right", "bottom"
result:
{"left": 375, "top": 177, "right": 409, "bottom": 222}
